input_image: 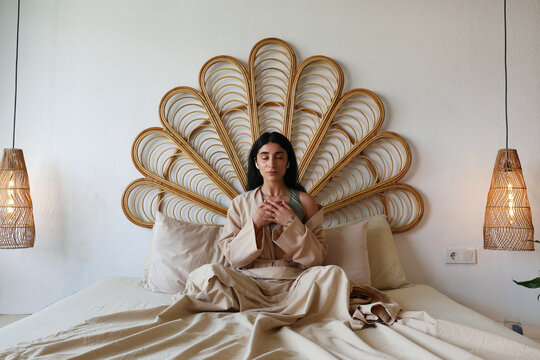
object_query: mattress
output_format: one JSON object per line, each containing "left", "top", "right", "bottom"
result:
{"left": 383, "top": 285, "right": 540, "bottom": 349}
{"left": 0, "top": 277, "right": 538, "bottom": 356}
{"left": 0, "top": 277, "right": 171, "bottom": 349}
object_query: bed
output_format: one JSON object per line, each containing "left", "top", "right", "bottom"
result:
{"left": 1, "top": 38, "right": 539, "bottom": 359}
{"left": 1, "top": 278, "right": 538, "bottom": 358}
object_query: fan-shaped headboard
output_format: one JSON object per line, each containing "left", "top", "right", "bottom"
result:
{"left": 121, "top": 38, "right": 423, "bottom": 233}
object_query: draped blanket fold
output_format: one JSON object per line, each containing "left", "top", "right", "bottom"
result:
{"left": 2, "top": 265, "right": 539, "bottom": 360}
{"left": 1, "top": 265, "right": 399, "bottom": 359}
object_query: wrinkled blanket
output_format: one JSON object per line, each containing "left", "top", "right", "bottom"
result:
{"left": 1, "top": 265, "right": 539, "bottom": 359}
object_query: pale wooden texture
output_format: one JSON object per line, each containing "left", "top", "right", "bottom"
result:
{"left": 122, "top": 38, "right": 424, "bottom": 232}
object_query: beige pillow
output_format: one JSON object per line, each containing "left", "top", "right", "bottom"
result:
{"left": 323, "top": 220, "right": 371, "bottom": 285}
{"left": 364, "top": 215, "right": 409, "bottom": 290}
{"left": 146, "top": 212, "right": 230, "bottom": 293}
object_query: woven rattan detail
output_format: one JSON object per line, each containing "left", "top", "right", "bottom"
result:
{"left": 0, "top": 148, "right": 35, "bottom": 248}
{"left": 484, "top": 149, "right": 534, "bottom": 250}
{"left": 122, "top": 38, "right": 424, "bottom": 232}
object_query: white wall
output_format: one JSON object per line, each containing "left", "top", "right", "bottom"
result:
{"left": 1, "top": 0, "right": 539, "bottom": 324}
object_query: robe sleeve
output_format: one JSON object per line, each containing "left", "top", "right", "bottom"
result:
{"left": 271, "top": 208, "right": 327, "bottom": 268}
{"left": 217, "top": 196, "right": 263, "bottom": 268}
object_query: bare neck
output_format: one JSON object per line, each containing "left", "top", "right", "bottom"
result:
{"left": 261, "top": 180, "right": 288, "bottom": 197}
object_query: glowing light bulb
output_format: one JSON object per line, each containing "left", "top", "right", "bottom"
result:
{"left": 7, "top": 180, "right": 15, "bottom": 214}
{"left": 507, "top": 183, "right": 515, "bottom": 225}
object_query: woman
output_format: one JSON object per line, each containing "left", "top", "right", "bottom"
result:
{"left": 218, "top": 132, "right": 327, "bottom": 269}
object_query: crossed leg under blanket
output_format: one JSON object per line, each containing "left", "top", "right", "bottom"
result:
{"left": 164, "top": 264, "right": 400, "bottom": 328}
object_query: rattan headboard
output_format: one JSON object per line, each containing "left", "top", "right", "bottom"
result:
{"left": 121, "top": 38, "right": 424, "bottom": 232}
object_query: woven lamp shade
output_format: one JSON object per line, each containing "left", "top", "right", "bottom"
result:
{"left": 484, "top": 149, "right": 534, "bottom": 251}
{"left": 0, "top": 148, "right": 35, "bottom": 249}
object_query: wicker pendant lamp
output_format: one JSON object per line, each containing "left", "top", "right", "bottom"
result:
{"left": 0, "top": 0, "right": 35, "bottom": 249}
{"left": 483, "top": 0, "right": 534, "bottom": 251}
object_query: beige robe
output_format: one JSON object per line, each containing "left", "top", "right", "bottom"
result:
{"left": 218, "top": 187, "right": 327, "bottom": 269}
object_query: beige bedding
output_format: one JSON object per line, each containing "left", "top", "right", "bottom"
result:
{"left": 1, "top": 268, "right": 538, "bottom": 359}
{"left": 0, "top": 277, "right": 171, "bottom": 349}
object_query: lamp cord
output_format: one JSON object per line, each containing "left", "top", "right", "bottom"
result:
{"left": 12, "top": 0, "right": 21, "bottom": 149}
{"left": 504, "top": 0, "right": 508, "bottom": 152}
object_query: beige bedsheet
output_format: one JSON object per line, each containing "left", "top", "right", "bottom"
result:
{"left": 0, "top": 276, "right": 172, "bottom": 349}
{"left": 1, "top": 267, "right": 539, "bottom": 359}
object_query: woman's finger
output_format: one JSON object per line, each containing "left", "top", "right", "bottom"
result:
{"left": 265, "top": 200, "right": 280, "bottom": 210}
{"left": 262, "top": 204, "right": 276, "bottom": 213}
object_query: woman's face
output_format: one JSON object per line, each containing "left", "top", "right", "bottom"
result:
{"left": 255, "top": 142, "right": 288, "bottom": 183}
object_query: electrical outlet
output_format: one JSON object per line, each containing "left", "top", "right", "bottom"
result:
{"left": 445, "top": 248, "right": 476, "bottom": 264}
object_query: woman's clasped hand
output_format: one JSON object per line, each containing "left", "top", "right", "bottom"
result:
{"left": 255, "top": 199, "right": 297, "bottom": 228}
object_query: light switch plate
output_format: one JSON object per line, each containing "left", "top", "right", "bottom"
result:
{"left": 445, "top": 248, "right": 477, "bottom": 264}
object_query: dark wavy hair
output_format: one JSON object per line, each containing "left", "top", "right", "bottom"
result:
{"left": 247, "top": 132, "right": 306, "bottom": 192}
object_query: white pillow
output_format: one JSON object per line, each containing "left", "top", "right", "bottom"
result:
{"left": 146, "top": 212, "right": 230, "bottom": 293}
{"left": 324, "top": 214, "right": 409, "bottom": 290}
{"left": 364, "top": 215, "right": 409, "bottom": 290}
{"left": 323, "top": 220, "right": 371, "bottom": 285}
